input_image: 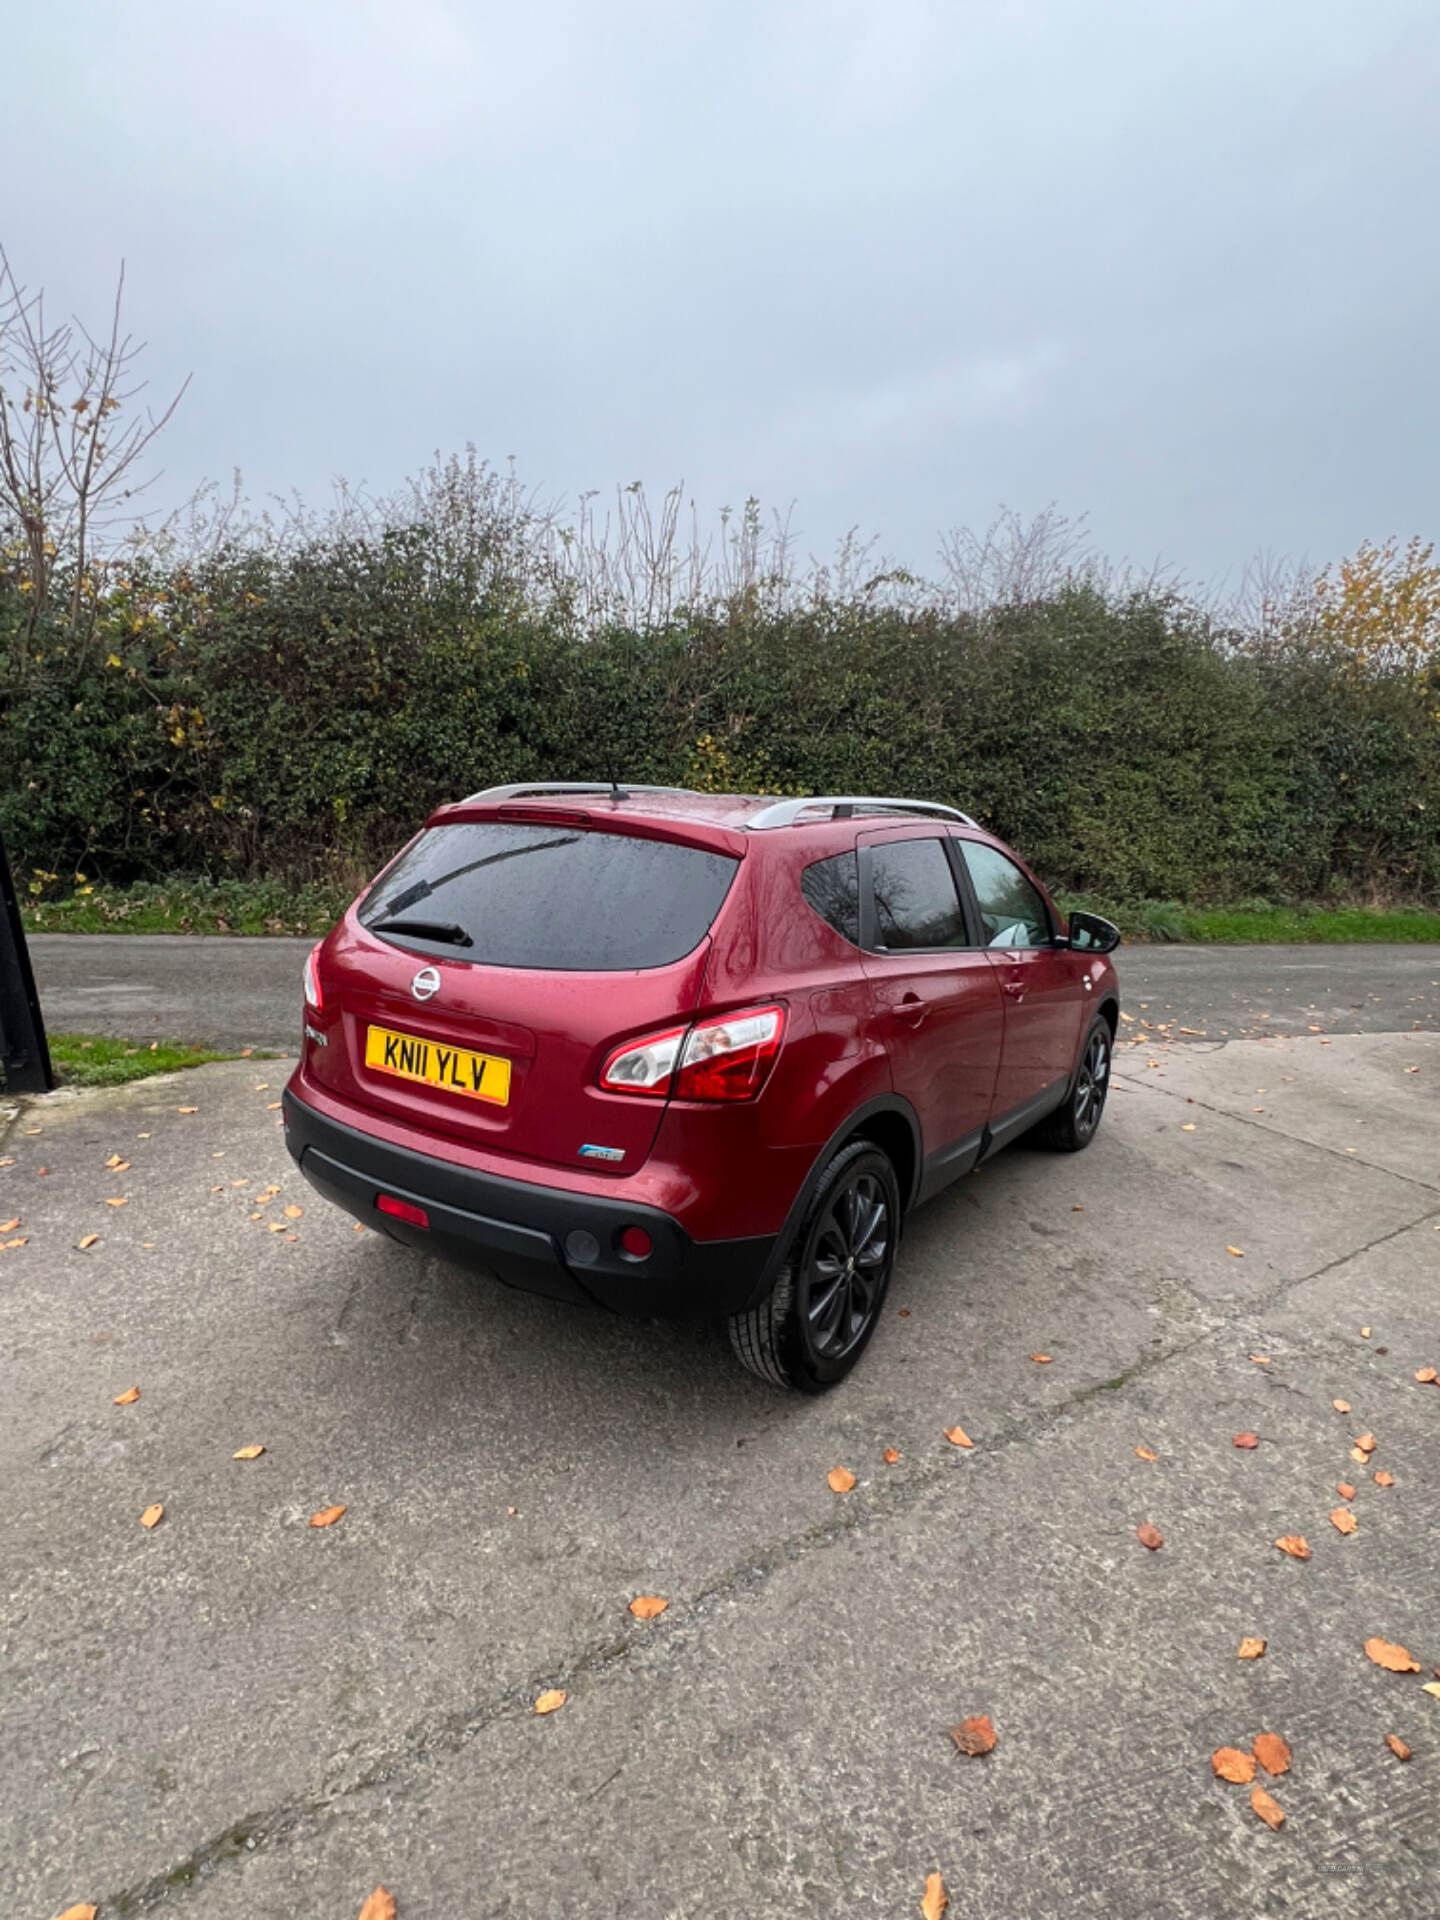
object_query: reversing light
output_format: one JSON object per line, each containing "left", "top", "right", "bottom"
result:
{"left": 303, "top": 943, "right": 324, "bottom": 1011}
{"left": 598, "top": 1025, "right": 687, "bottom": 1097}
{"left": 376, "top": 1193, "right": 429, "bottom": 1229}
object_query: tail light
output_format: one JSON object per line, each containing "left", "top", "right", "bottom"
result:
{"left": 600, "top": 1005, "right": 785, "bottom": 1103}
{"left": 303, "top": 943, "right": 324, "bottom": 1011}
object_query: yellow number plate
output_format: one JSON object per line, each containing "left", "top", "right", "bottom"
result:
{"left": 365, "top": 1024, "right": 511, "bottom": 1105}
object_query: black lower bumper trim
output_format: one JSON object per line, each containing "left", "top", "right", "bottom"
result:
{"left": 283, "top": 1089, "right": 777, "bottom": 1319}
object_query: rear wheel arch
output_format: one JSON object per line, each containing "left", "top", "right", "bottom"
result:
{"left": 850, "top": 1107, "right": 918, "bottom": 1211}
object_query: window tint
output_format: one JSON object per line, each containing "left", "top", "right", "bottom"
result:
{"left": 960, "top": 842, "right": 1052, "bottom": 949}
{"left": 801, "top": 851, "right": 861, "bottom": 946}
{"left": 359, "top": 823, "right": 738, "bottom": 970}
{"left": 869, "top": 838, "right": 967, "bottom": 950}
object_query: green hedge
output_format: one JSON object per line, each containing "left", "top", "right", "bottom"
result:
{"left": 3, "top": 530, "right": 1437, "bottom": 905}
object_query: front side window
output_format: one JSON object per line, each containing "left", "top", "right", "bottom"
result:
{"left": 360, "top": 822, "right": 739, "bottom": 970}
{"left": 960, "top": 842, "right": 1052, "bottom": 949}
{"left": 801, "top": 851, "right": 861, "bottom": 946}
{"left": 869, "top": 838, "right": 967, "bottom": 950}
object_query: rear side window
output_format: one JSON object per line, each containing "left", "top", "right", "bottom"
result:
{"left": 360, "top": 823, "right": 739, "bottom": 970}
{"left": 801, "top": 851, "right": 861, "bottom": 946}
{"left": 960, "top": 842, "right": 1052, "bottom": 949}
{"left": 870, "top": 838, "right": 967, "bottom": 950}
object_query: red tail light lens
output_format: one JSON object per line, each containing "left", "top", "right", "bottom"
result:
{"left": 600, "top": 1006, "right": 786, "bottom": 1104}
{"left": 376, "top": 1193, "right": 429, "bottom": 1228}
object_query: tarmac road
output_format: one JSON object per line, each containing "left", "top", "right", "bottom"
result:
{"left": 24, "top": 932, "right": 1440, "bottom": 1053}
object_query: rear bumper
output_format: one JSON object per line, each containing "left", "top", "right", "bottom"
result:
{"left": 282, "top": 1088, "right": 777, "bottom": 1319}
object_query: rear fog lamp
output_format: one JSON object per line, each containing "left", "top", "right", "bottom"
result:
{"left": 376, "top": 1193, "right": 429, "bottom": 1229}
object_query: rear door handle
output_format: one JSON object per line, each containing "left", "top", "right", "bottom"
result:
{"left": 892, "top": 994, "right": 927, "bottom": 1026}
{"left": 1003, "top": 980, "right": 1026, "bottom": 1001}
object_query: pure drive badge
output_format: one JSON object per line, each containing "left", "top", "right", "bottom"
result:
{"left": 579, "top": 1144, "right": 625, "bottom": 1162}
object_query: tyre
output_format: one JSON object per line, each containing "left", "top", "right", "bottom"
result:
{"left": 1037, "top": 1013, "right": 1113, "bottom": 1152}
{"left": 727, "top": 1140, "right": 900, "bottom": 1392}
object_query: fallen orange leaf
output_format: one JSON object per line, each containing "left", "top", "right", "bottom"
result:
{"left": 54, "top": 1906, "right": 98, "bottom": 1920}
{"left": 1212, "top": 1746, "right": 1256, "bottom": 1783}
{"left": 1350, "top": 1446, "right": 1369, "bottom": 1465}
{"left": 1329, "top": 1507, "right": 1357, "bottom": 1536}
{"left": 1274, "top": 1536, "right": 1311, "bottom": 1559}
{"left": 1374, "top": 1470, "right": 1395, "bottom": 1487}
{"left": 177, "top": 1106, "right": 198, "bottom": 1114}
{"left": 1332, "top": 1399, "right": 1351, "bottom": 1414}
{"left": 1227, "top": 1246, "right": 1245, "bottom": 1258}
{"left": 105, "top": 1196, "right": 128, "bottom": 1208}
{"left": 1136, "top": 1522, "right": 1164, "bottom": 1550}
{"left": 1360, "top": 1326, "right": 1371, "bottom": 1338}
{"left": 0, "top": 1216, "right": 18, "bottom": 1232}
{"left": 950, "top": 1715, "right": 996, "bottom": 1756}
{"left": 1134, "top": 1446, "right": 1158, "bottom": 1462}
{"left": 1249, "top": 1784, "right": 1285, "bottom": 1829}
{"left": 1249, "top": 1355, "right": 1271, "bottom": 1366}
{"left": 233, "top": 1445, "right": 266, "bottom": 1461}
{"left": 77, "top": 1234, "right": 99, "bottom": 1250}
{"left": 628, "top": 1595, "right": 668, "bottom": 1620}
{"left": 1365, "top": 1638, "right": 1420, "bottom": 1672}
{"left": 1233, "top": 1433, "right": 1259, "bottom": 1450}
{"left": 920, "top": 1872, "right": 948, "bottom": 1920}
{"left": 1336, "top": 1482, "right": 1356, "bottom": 1501}
{"left": 309, "top": 1504, "right": 346, "bottom": 1528}
{"left": 1425, "top": 1683, "right": 1440, "bottom": 1700}
{"left": 1029, "top": 1353, "right": 1053, "bottom": 1364}
{"left": 534, "top": 1688, "right": 567, "bottom": 1714}
{"left": 827, "top": 1466, "right": 857, "bottom": 1493}
{"left": 883, "top": 1447, "right": 901, "bottom": 1464}
{"left": 1416, "top": 1367, "right": 1438, "bottom": 1384}
{"left": 284, "top": 1204, "right": 303, "bottom": 1219}
{"left": 1180, "top": 1122, "right": 1197, "bottom": 1131}
{"left": 113, "top": 1386, "right": 141, "bottom": 1406}
{"left": 1386, "top": 1734, "right": 1412, "bottom": 1761}
{"left": 943, "top": 1426, "right": 974, "bottom": 1449}
{"left": 1237, "top": 1637, "right": 1266, "bottom": 1660}
{"left": 1355, "top": 1432, "right": 1376, "bottom": 1453}
{"left": 140, "top": 1503, "right": 164, "bottom": 1530}
{"left": 357, "top": 1887, "right": 396, "bottom": 1920}
{"left": 1252, "top": 1732, "right": 1291, "bottom": 1776}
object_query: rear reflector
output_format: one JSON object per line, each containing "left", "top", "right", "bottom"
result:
{"left": 376, "top": 1193, "right": 429, "bottom": 1228}
{"left": 619, "top": 1225, "right": 652, "bottom": 1258}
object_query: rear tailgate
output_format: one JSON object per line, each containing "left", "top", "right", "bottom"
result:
{"left": 304, "top": 813, "right": 743, "bottom": 1173}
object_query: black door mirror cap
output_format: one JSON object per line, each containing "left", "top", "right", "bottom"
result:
{"left": 1066, "top": 911, "right": 1122, "bottom": 954}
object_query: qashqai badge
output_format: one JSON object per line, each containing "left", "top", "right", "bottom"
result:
{"left": 411, "top": 966, "right": 441, "bottom": 1002}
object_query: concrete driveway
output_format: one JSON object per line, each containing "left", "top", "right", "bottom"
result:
{"left": 2, "top": 1022, "right": 1438, "bottom": 1916}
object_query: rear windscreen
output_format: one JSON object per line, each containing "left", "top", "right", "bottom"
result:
{"left": 358, "top": 822, "right": 740, "bottom": 971}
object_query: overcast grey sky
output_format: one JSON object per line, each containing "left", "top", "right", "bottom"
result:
{"left": 7, "top": 0, "right": 1438, "bottom": 585}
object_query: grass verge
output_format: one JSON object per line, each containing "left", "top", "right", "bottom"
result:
{"left": 21, "top": 878, "right": 351, "bottom": 937}
{"left": 40, "top": 1033, "right": 245, "bottom": 1089}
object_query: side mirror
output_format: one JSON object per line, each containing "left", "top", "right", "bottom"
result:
{"left": 1067, "top": 910, "right": 1122, "bottom": 954}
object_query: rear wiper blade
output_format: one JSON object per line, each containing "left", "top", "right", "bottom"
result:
{"left": 371, "top": 917, "right": 474, "bottom": 948}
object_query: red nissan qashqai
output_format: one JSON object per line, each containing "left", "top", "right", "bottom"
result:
{"left": 284, "top": 785, "right": 1121, "bottom": 1390}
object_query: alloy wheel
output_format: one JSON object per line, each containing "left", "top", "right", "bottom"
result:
{"left": 1074, "top": 1026, "right": 1110, "bottom": 1138}
{"left": 802, "top": 1171, "right": 892, "bottom": 1362}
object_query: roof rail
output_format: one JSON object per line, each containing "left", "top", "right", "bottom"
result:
{"left": 462, "top": 781, "right": 701, "bottom": 803}
{"left": 745, "top": 796, "right": 980, "bottom": 831}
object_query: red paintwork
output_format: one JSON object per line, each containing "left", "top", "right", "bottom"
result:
{"left": 287, "top": 793, "right": 1119, "bottom": 1249}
